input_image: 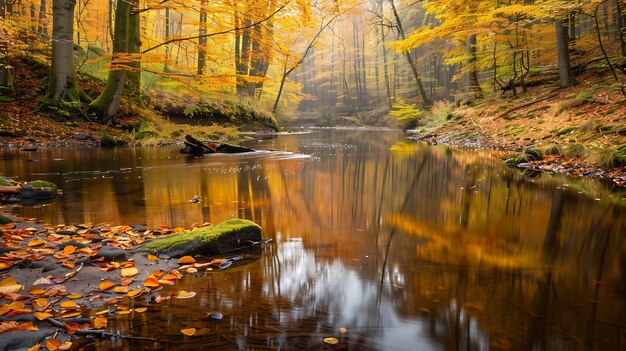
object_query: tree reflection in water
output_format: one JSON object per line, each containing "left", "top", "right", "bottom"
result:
{"left": 1, "top": 129, "right": 624, "bottom": 350}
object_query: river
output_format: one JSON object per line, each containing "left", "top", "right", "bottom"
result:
{"left": 1, "top": 129, "right": 625, "bottom": 350}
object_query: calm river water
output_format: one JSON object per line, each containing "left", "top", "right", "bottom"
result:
{"left": 1, "top": 129, "right": 625, "bottom": 350}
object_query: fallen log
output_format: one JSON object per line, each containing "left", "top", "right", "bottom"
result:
{"left": 0, "top": 186, "right": 20, "bottom": 194}
{"left": 181, "top": 135, "right": 255, "bottom": 155}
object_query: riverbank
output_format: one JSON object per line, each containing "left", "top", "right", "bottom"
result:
{"left": 0, "top": 214, "right": 261, "bottom": 350}
{"left": 0, "top": 56, "right": 276, "bottom": 150}
{"left": 408, "top": 69, "right": 626, "bottom": 187}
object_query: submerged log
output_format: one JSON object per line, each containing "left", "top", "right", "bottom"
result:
{"left": 181, "top": 135, "right": 255, "bottom": 155}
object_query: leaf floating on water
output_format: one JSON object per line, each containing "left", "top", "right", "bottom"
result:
{"left": 323, "top": 337, "right": 339, "bottom": 345}
{"left": 177, "top": 256, "right": 196, "bottom": 264}
{"left": 57, "top": 341, "right": 73, "bottom": 351}
{"left": 134, "top": 307, "right": 147, "bottom": 313}
{"left": 93, "top": 316, "right": 108, "bottom": 329}
{"left": 339, "top": 327, "right": 348, "bottom": 334}
{"left": 180, "top": 328, "right": 196, "bottom": 336}
{"left": 113, "top": 286, "right": 130, "bottom": 294}
{"left": 176, "top": 291, "right": 196, "bottom": 299}
{"left": 28, "top": 288, "right": 46, "bottom": 295}
{"left": 127, "top": 288, "right": 143, "bottom": 298}
{"left": 144, "top": 275, "right": 160, "bottom": 288}
{"left": 147, "top": 254, "right": 158, "bottom": 262}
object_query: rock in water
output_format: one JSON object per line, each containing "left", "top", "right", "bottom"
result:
{"left": 138, "top": 219, "right": 262, "bottom": 257}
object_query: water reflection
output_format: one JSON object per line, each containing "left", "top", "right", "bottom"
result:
{"left": 1, "top": 130, "right": 625, "bottom": 350}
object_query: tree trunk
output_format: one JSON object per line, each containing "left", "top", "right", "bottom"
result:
{"left": 89, "top": 0, "right": 134, "bottom": 123}
{"left": 47, "top": 0, "right": 89, "bottom": 104}
{"left": 467, "top": 34, "right": 483, "bottom": 99}
{"left": 0, "top": 0, "right": 12, "bottom": 93}
{"left": 38, "top": 0, "right": 48, "bottom": 36}
{"left": 389, "top": 0, "right": 430, "bottom": 108}
{"left": 555, "top": 18, "right": 577, "bottom": 88}
{"left": 127, "top": 3, "right": 142, "bottom": 105}
{"left": 197, "top": 0, "right": 207, "bottom": 75}
{"left": 616, "top": 0, "right": 626, "bottom": 57}
{"left": 164, "top": 7, "right": 171, "bottom": 72}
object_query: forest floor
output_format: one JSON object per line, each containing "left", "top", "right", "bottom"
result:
{"left": 0, "top": 56, "right": 273, "bottom": 150}
{"left": 411, "top": 66, "right": 626, "bottom": 188}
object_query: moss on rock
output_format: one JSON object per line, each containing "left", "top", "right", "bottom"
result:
{"left": 26, "top": 180, "right": 57, "bottom": 193}
{"left": 0, "top": 215, "right": 12, "bottom": 225}
{"left": 139, "top": 219, "right": 262, "bottom": 257}
{"left": 506, "top": 148, "right": 543, "bottom": 166}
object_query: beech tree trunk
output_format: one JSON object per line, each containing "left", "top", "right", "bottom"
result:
{"left": 389, "top": 0, "right": 430, "bottom": 108}
{"left": 47, "top": 0, "right": 89, "bottom": 104}
{"left": 467, "top": 34, "right": 483, "bottom": 99}
{"left": 89, "top": 0, "right": 134, "bottom": 123}
{"left": 197, "top": 0, "right": 207, "bottom": 75}
{"left": 0, "top": 0, "right": 12, "bottom": 93}
{"left": 127, "top": 4, "right": 141, "bottom": 97}
{"left": 555, "top": 18, "right": 577, "bottom": 87}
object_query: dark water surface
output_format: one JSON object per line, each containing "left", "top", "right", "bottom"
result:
{"left": 1, "top": 129, "right": 625, "bottom": 350}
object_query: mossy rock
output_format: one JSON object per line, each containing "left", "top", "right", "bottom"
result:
{"left": 0, "top": 215, "right": 12, "bottom": 225}
{"left": 0, "top": 177, "right": 11, "bottom": 186}
{"left": 506, "top": 148, "right": 543, "bottom": 166}
{"left": 139, "top": 219, "right": 262, "bottom": 257}
{"left": 20, "top": 180, "right": 58, "bottom": 199}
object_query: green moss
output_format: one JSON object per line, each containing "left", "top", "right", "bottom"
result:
{"left": 140, "top": 219, "right": 261, "bottom": 253}
{"left": 543, "top": 144, "right": 562, "bottom": 156}
{"left": 0, "top": 215, "right": 12, "bottom": 225}
{"left": 563, "top": 143, "right": 586, "bottom": 159}
{"left": 27, "top": 180, "right": 57, "bottom": 193}
{"left": 553, "top": 126, "right": 579, "bottom": 136}
{"left": 506, "top": 148, "right": 543, "bottom": 166}
{"left": 0, "top": 177, "right": 11, "bottom": 186}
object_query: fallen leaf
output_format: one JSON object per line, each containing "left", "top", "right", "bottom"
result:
{"left": 99, "top": 281, "right": 115, "bottom": 291}
{"left": 28, "top": 239, "right": 46, "bottom": 247}
{"left": 186, "top": 267, "right": 198, "bottom": 274}
{"left": 339, "top": 327, "right": 348, "bottom": 334}
{"left": 147, "top": 254, "right": 158, "bottom": 262}
{"left": 45, "top": 339, "right": 62, "bottom": 351}
{"left": 117, "top": 309, "right": 131, "bottom": 315}
{"left": 34, "top": 312, "right": 52, "bottom": 320}
{"left": 32, "top": 277, "right": 52, "bottom": 286}
{"left": 323, "top": 337, "right": 339, "bottom": 345}
{"left": 9, "top": 301, "right": 26, "bottom": 310}
{"left": 93, "top": 316, "right": 107, "bottom": 329}
{"left": 58, "top": 342, "right": 72, "bottom": 351}
{"left": 134, "top": 307, "right": 147, "bottom": 313}
{"left": 63, "top": 245, "right": 76, "bottom": 256}
{"left": 33, "top": 298, "right": 48, "bottom": 309}
{"left": 120, "top": 277, "right": 133, "bottom": 286}
{"left": 0, "top": 262, "right": 11, "bottom": 270}
{"left": 0, "top": 305, "right": 8, "bottom": 316}
{"left": 127, "top": 288, "right": 142, "bottom": 298}
{"left": 0, "top": 277, "right": 21, "bottom": 294}
{"left": 121, "top": 267, "right": 139, "bottom": 278}
{"left": 176, "top": 291, "right": 196, "bottom": 299}
{"left": 64, "top": 322, "right": 80, "bottom": 334}
{"left": 60, "top": 300, "right": 79, "bottom": 309}
{"left": 177, "top": 256, "right": 196, "bottom": 264}
{"left": 60, "top": 311, "right": 81, "bottom": 318}
{"left": 28, "top": 288, "right": 46, "bottom": 295}
{"left": 27, "top": 343, "right": 41, "bottom": 351}
{"left": 143, "top": 275, "right": 160, "bottom": 288}
{"left": 68, "top": 293, "right": 83, "bottom": 299}
{"left": 180, "top": 328, "right": 196, "bottom": 336}
{"left": 113, "top": 286, "right": 130, "bottom": 294}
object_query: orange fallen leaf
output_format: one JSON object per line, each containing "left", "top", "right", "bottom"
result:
{"left": 99, "top": 281, "right": 115, "bottom": 291}
{"left": 60, "top": 300, "right": 79, "bottom": 309}
{"left": 28, "top": 239, "right": 46, "bottom": 247}
{"left": 61, "top": 263, "right": 75, "bottom": 270}
{"left": 63, "top": 322, "right": 80, "bottom": 334}
{"left": 60, "top": 311, "right": 81, "bottom": 318}
{"left": 68, "top": 293, "right": 83, "bottom": 299}
{"left": 117, "top": 309, "right": 131, "bottom": 315}
{"left": 134, "top": 307, "right": 147, "bottom": 313}
{"left": 113, "top": 286, "right": 130, "bottom": 294}
{"left": 127, "top": 288, "right": 142, "bottom": 298}
{"left": 9, "top": 301, "right": 26, "bottom": 310}
{"left": 180, "top": 328, "right": 196, "bottom": 336}
{"left": 323, "top": 337, "right": 339, "bottom": 345}
{"left": 186, "top": 267, "right": 198, "bottom": 274}
{"left": 176, "top": 291, "right": 196, "bottom": 299}
{"left": 28, "top": 288, "right": 46, "bottom": 295}
{"left": 34, "top": 312, "right": 52, "bottom": 320}
{"left": 177, "top": 256, "right": 196, "bottom": 264}
{"left": 63, "top": 245, "right": 76, "bottom": 256}
{"left": 7, "top": 309, "right": 33, "bottom": 317}
{"left": 0, "top": 262, "right": 11, "bottom": 270}
{"left": 120, "top": 277, "right": 133, "bottom": 286}
{"left": 45, "top": 339, "right": 62, "bottom": 351}
{"left": 93, "top": 316, "right": 107, "bottom": 329}
{"left": 0, "top": 305, "right": 9, "bottom": 316}
{"left": 27, "top": 343, "right": 41, "bottom": 351}
{"left": 0, "top": 277, "right": 21, "bottom": 294}
{"left": 58, "top": 342, "right": 73, "bottom": 351}
{"left": 147, "top": 254, "right": 158, "bottom": 262}
{"left": 143, "top": 275, "right": 160, "bottom": 288}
